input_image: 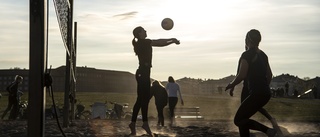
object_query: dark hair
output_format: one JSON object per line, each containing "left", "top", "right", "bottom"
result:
{"left": 246, "top": 29, "right": 261, "bottom": 47}
{"left": 132, "top": 26, "right": 144, "bottom": 55}
{"left": 168, "top": 76, "right": 175, "bottom": 83}
{"left": 15, "top": 75, "right": 23, "bottom": 81}
{"left": 152, "top": 80, "right": 164, "bottom": 87}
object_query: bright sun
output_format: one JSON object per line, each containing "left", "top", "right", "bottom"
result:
{"left": 153, "top": 0, "right": 236, "bottom": 24}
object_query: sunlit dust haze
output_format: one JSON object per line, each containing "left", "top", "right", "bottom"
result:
{"left": 1, "top": 0, "right": 319, "bottom": 81}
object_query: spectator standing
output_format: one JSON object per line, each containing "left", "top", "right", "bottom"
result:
{"left": 312, "top": 85, "right": 318, "bottom": 99}
{"left": 165, "top": 76, "right": 184, "bottom": 126}
{"left": 285, "top": 82, "right": 289, "bottom": 97}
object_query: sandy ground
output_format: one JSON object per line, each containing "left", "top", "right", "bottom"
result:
{"left": 0, "top": 119, "right": 319, "bottom": 137}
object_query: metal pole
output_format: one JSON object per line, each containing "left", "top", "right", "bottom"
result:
{"left": 28, "top": 0, "right": 47, "bottom": 136}
{"left": 63, "top": 0, "right": 74, "bottom": 127}
{"left": 63, "top": 40, "right": 71, "bottom": 127}
{"left": 70, "top": 22, "right": 77, "bottom": 121}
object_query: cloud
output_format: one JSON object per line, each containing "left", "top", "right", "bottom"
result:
{"left": 113, "top": 11, "right": 138, "bottom": 20}
{"left": 1, "top": 0, "right": 319, "bottom": 80}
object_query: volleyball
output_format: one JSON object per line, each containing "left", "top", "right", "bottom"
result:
{"left": 161, "top": 18, "right": 174, "bottom": 30}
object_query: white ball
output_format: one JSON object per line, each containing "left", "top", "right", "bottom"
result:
{"left": 161, "top": 18, "right": 174, "bottom": 30}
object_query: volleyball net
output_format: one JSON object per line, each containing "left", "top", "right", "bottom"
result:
{"left": 53, "top": 0, "right": 76, "bottom": 82}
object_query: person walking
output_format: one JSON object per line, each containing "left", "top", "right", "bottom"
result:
{"left": 285, "top": 82, "right": 289, "bottom": 97}
{"left": 225, "top": 29, "right": 277, "bottom": 137}
{"left": 165, "top": 76, "right": 184, "bottom": 126}
{"left": 129, "top": 26, "right": 180, "bottom": 136}
{"left": 312, "top": 85, "right": 318, "bottom": 99}
{"left": 2, "top": 75, "right": 23, "bottom": 120}
{"left": 150, "top": 80, "right": 168, "bottom": 127}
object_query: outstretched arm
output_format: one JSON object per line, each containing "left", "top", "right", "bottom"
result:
{"left": 151, "top": 38, "right": 180, "bottom": 47}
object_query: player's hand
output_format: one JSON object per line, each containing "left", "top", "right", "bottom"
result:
{"left": 225, "top": 82, "right": 234, "bottom": 91}
{"left": 229, "top": 87, "right": 234, "bottom": 97}
{"left": 181, "top": 100, "right": 184, "bottom": 106}
{"left": 172, "top": 38, "right": 180, "bottom": 45}
{"left": 176, "top": 40, "right": 180, "bottom": 45}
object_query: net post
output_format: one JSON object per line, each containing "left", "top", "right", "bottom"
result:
{"left": 70, "top": 21, "right": 77, "bottom": 121}
{"left": 28, "top": 0, "right": 47, "bottom": 136}
{"left": 63, "top": 0, "right": 74, "bottom": 127}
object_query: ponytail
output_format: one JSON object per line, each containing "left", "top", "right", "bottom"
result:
{"left": 132, "top": 26, "right": 143, "bottom": 55}
{"left": 132, "top": 38, "right": 138, "bottom": 55}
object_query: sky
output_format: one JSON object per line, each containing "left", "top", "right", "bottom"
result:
{"left": 0, "top": 0, "right": 319, "bottom": 81}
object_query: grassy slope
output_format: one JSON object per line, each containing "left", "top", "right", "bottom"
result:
{"left": 1, "top": 92, "right": 319, "bottom": 122}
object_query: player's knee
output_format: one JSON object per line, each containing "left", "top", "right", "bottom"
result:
{"left": 234, "top": 118, "right": 246, "bottom": 127}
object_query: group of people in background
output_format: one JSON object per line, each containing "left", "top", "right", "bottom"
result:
{"left": 129, "top": 26, "right": 281, "bottom": 137}
{"left": 150, "top": 76, "right": 183, "bottom": 127}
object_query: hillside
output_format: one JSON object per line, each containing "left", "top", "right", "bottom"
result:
{"left": 0, "top": 67, "right": 319, "bottom": 98}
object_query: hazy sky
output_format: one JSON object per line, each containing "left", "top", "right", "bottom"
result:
{"left": 0, "top": 0, "right": 319, "bottom": 81}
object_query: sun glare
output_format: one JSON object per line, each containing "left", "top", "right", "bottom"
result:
{"left": 153, "top": 0, "right": 237, "bottom": 24}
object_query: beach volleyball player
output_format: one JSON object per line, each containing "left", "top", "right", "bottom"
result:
{"left": 225, "top": 29, "right": 278, "bottom": 137}
{"left": 129, "top": 20, "right": 179, "bottom": 136}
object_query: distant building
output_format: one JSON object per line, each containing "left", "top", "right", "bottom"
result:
{"left": 51, "top": 66, "right": 137, "bottom": 93}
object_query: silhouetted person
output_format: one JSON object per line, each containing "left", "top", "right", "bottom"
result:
{"left": 285, "top": 82, "right": 289, "bottom": 97}
{"left": 225, "top": 29, "right": 277, "bottom": 137}
{"left": 271, "top": 88, "right": 276, "bottom": 97}
{"left": 150, "top": 80, "right": 168, "bottom": 126}
{"left": 228, "top": 44, "right": 282, "bottom": 136}
{"left": 280, "top": 88, "right": 285, "bottom": 97}
{"left": 312, "top": 85, "right": 318, "bottom": 99}
{"left": 166, "top": 76, "right": 184, "bottom": 126}
{"left": 129, "top": 26, "right": 180, "bottom": 136}
{"left": 293, "top": 88, "right": 299, "bottom": 98}
{"left": 2, "top": 75, "right": 23, "bottom": 120}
